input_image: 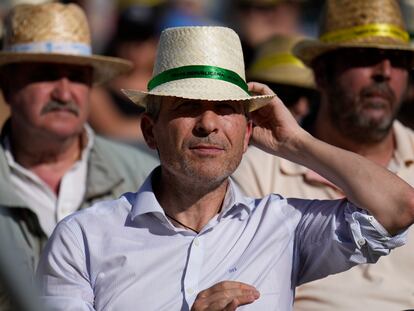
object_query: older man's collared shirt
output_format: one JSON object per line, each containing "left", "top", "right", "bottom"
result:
{"left": 3, "top": 125, "right": 94, "bottom": 236}
{"left": 38, "top": 169, "right": 405, "bottom": 311}
{"left": 232, "top": 120, "right": 414, "bottom": 311}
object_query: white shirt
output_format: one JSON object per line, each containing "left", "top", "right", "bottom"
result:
{"left": 3, "top": 126, "right": 94, "bottom": 236}
{"left": 38, "top": 169, "right": 406, "bottom": 311}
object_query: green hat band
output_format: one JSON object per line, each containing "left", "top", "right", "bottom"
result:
{"left": 147, "top": 65, "right": 250, "bottom": 95}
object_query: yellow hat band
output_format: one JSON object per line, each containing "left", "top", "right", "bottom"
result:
{"left": 250, "top": 53, "right": 305, "bottom": 72}
{"left": 320, "top": 23, "right": 409, "bottom": 44}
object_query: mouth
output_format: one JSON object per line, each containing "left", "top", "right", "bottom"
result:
{"left": 362, "top": 88, "right": 392, "bottom": 104}
{"left": 189, "top": 144, "right": 225, "bottom": 156}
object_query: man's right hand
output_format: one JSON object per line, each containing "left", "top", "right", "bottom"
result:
{"left": 191, "top": 281, "right": 260, "bottom": 311}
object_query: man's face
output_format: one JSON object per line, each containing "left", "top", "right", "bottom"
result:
{"left": 142, "top": 98, "right": 252, "bottom": 187}
{"left": 323, "top": 49, "right": 409, "bottom": 143}
{"left": 4, "top": 62, "right": 93, "bottom": 140}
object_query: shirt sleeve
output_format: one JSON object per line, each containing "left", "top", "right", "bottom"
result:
{"left": 36, "top": 220, "right": 95, "bottom": 311}
{"left": 289, "top": 198, "right": 408, "bottom": 286}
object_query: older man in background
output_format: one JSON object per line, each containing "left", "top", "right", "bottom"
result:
{"left": 233, "top": 0, "right": 414, "bottom": 310}
{"left": 0, "top": 3, "right": 158, "bottom": 308}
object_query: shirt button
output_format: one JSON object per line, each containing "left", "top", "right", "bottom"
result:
{"left": 194, "top": 238, "right": 200, "bottom": 247}
{"left": 187, "top": 287, "right": 194, "bottom": 295}
{"left": 368, "top": 216, "right": 374, "bottom": 222}
{"left": 358, "top": 239, "right": 366, "bottom": 246}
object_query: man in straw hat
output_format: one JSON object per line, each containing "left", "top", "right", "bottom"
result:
{"left": 234, "top": 0, "right": 414, "bottom": 310}
{"left": 38, "top": 25, "right": 414, "bottom": 310}
{"left": 247, "top": 34, "right": 319, "bottom": 123}
{"left": 0, "top": 1, "right": 158, "bottom": 299}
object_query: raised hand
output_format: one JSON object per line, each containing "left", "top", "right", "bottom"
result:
{"left": 248, "top": 82, "right": 309, "bottom": 160}
{"left": 191, "top": 281, "right": 260, "bottom": 311}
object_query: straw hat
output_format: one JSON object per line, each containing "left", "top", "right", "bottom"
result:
{"left": 122, "top": 26, "right": 274, "bottom": 111}
{"left": 0, "top": 3, "right": 133, "bottom": 84}
{"left": 294, "top": 0, "right": 414, "bottom": 66}
{"left": 248, "top": 34, "right": 315, "bottom": 89}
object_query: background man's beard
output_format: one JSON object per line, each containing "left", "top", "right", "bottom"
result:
{"left": 327, "top": 85, "right": 397, "bottom": 144}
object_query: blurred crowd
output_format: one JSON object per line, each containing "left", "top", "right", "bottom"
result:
{"left": 1, "top": 0, "right": 414, "bottom": 138}
{"left": 0, "top": 0, "right": 326, "bottom": 139}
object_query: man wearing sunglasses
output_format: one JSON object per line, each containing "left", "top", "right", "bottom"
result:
{"left": 233, "top": 0, "right": 414, "bottom": 310}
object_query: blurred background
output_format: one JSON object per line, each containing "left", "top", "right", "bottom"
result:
{"left": 1, "top": 0, "right": 414, "bottom": 138}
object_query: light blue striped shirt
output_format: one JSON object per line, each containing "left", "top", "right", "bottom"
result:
{"left": 38, "top": 169, "right": 406, "bottom": 310}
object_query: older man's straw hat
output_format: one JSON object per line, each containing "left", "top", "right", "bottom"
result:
{"left": 0, "top": 3, "right": 132, "bottom": 84}
{"left": 248, "top": 34, "right": 315, "bottom": 89}
{"left": 122, "top": 26, "right": 274, "bottom": 112}
{"left": 294, "top": 0, "right": 414, "bottom": 66}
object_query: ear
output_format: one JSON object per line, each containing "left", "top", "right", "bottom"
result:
{"left": 243, "top": 120, "right": 253, "bottom": 153}
{"left": 141, "top": 113, "right": 157, "bottom": 150}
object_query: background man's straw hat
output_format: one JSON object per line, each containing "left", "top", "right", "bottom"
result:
{"left": 123, "top": 26, "right": 274, "bottom": 111}
{"left": 0, "top": 3, "right": 132, "bottom": 84}
{"left": 248, "top": 34, "right": 315, "bottom": 89}
{"left": 294, "top": 0, "right": 414, "bottom": 66}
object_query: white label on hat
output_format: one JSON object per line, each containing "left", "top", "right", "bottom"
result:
{"left": 5, "top": 42, "right": 92, "bottom": 56}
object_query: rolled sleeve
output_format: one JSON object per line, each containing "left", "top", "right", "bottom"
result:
{"left": 345, "top": 203, "right": 408, "bottom": 263}
{"left": 292, "top": 198, "right": 408, "bottom": 285}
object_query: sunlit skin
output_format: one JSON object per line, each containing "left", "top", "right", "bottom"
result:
{"left": 142, "top": 98, "right": 252, "bottom": 192}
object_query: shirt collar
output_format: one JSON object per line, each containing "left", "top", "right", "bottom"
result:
{"left": 130, "top": 168, "right": 254, "bottom": 221}
{"left": 221, "top": 178, "right": 254, "bottom": 220}
{"left": 130, "top": 167, "right": 164, "bottom": 220}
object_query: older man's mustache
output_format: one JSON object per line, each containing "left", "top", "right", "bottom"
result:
{"left": 41, "top": 100, "right": 79, "bottom": 116}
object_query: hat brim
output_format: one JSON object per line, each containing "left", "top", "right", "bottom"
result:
{"left": 294, "top": 39, "right": 414, "bottom": 67}
{"left": 0, "top": 52, "right": 133, "bottom": 84}
{"left": 122, "top": 78, "right": 275, "bottom": 112}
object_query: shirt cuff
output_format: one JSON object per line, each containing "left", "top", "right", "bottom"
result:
{"left": 345, "top": 203, "right": 408, "bottom": 260}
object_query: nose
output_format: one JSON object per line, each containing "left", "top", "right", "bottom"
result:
{"left": 51, "top": 78, "right": 72, "bottom": 101}
{"left": 194, "top": 109, "right": 219, "bottom": 136}
{"left": 372, "top": 58, "right": 392, "bottom": 83}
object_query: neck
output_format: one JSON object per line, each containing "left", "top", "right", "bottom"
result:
{"left": 9, "top": 126, "right": 84, "bottom": 194}
{"left": 314, "top": 105, "right": 395, "bottom": 167}
{"left": 154, "top": 168, "right": 228, "bottom": 233}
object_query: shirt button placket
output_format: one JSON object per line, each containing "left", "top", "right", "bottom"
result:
{"left": 183, "top": 237, "right": 204, "bottom": 307}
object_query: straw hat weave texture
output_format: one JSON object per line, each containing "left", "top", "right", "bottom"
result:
{"left": 0, "top": 3, "right": 132, "bottom": 84}
{"left": 6, "top": 3, "right": 90, "bottom": 45}
{"left": 123, "top": 26, "right": 274, "bottom": 111}
{"left": 294, "top": 0, "right": 414, "bottom": 66}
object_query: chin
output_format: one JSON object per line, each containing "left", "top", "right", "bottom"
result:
{"left": 44, "top": 123, "right": 84, "bottom": 139}
{"left": 190, "top": 165, "right": 235, "bottom": 185}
